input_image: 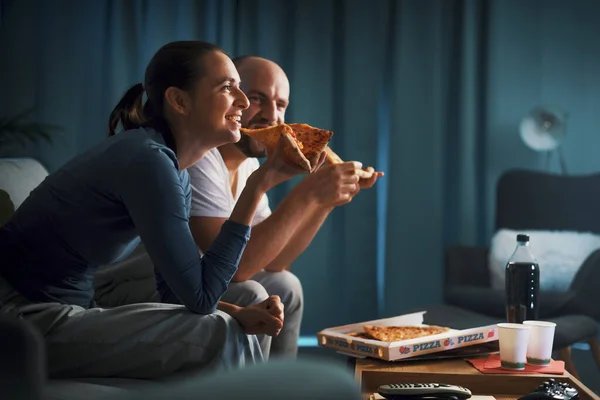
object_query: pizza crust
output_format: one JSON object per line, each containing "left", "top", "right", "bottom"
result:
{"left": 325, "top": 146, "right": 374, "bottom": 179}
{"left": 325, "top": 146, "right": 344, "bottom": 165}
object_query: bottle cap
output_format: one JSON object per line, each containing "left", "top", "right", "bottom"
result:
{"left": 517, "top": 234, "right": 529, "bottom": 243}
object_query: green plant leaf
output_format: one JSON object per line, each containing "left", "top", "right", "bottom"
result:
{"left": 0, "top": 109, "right": 62, "bottom": 147}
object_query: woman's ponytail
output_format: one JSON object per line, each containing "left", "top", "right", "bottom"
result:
{"left": 107, "top": 83, "right": 147, "bottom": 136}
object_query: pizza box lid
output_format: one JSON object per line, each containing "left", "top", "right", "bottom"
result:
{"left": 316, "top": 311, "right": 498, "bottom": 362}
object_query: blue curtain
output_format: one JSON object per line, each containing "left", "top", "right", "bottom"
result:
{"left": 2, "top": 0, "right": 600, "bottom": 335}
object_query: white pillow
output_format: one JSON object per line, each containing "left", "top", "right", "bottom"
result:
{"left": 488, "top": 229, "right": 600, "bottom": 292}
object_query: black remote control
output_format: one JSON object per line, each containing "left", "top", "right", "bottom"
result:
{"left": 518, "top": 378, "right": 579, "bottom": 400}
{"left": 377, "top": 383, "right": 472, "bottom": 400}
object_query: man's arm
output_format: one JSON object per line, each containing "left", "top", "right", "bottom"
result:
{"left": 190, "top": 190, "right": 321, "bottom": 282}
{"left": 191, "top": 162, "right": 374, "bottom": 280}
{"left": 263, "top": 166, "right": 383, "bottom": 272}
{"left": 263, "top": 205, "right": 332, "bottom": 272}
{"left": 188, "top": 149, "right": 316, "bottom": 282}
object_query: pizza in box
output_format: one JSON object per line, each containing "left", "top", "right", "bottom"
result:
{"left": 349, "top": 324, "right": 451, "bottom": 342}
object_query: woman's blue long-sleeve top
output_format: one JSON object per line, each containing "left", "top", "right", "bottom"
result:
{"left": 0, "top": 128, "right": 249, "bottom": 314}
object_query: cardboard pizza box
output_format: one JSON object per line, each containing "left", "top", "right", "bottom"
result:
{"left": 317, "top": 311, "right": 498, "bottom": 362}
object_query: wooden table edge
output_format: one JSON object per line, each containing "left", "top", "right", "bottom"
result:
{"left": 354, "top": 357, "right": 600, "bottom": 400}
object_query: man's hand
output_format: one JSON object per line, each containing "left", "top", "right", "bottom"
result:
{"left": 231, "top": 295, "right": 284, "bottom": 337}
{"left": 300, "top": 161, "right": 363, "bottom": 207}
{"left": 358, "top": 166, "right": 384, "bottom": 189}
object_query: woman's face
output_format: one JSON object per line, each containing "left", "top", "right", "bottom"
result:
{"left": 185, "top": 51, "right": 250, "bottom": 146}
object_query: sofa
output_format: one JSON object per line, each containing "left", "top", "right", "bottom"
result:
{"left": 0, "top": 158, "right": 164, "bottom": 398}
{"left": 1, "top": 316, "right": 361, "bottom": 400}
{"left": 0, "top": 157, "right": 362, "bottom": 400}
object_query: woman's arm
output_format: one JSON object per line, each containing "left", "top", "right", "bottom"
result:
{"left": 120, "top": 149, "right": 266, "bottom": 314}
{"left": 122, "top": 139, "right": 301, "bottom": 314}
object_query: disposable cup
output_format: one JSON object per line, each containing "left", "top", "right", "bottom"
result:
{"left": 497, "top": 323, "right": 530, "bottom": 370}
{"left": 523, "top": 320, "right": 556, "bottom": 366}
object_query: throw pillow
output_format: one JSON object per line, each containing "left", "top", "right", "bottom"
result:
{"left": 489, "top": 229, "right": 600, "bottom": 292}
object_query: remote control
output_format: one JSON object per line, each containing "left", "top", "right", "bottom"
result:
{"left": 518, "top": 378, "right": 579, "bottom": 400}
{"left": 377, "top": 383, "right": 472, "bottom": 400}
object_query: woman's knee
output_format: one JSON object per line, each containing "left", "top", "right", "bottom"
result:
{"left": 211, "top": 311, "right": 264, "bottom": 359}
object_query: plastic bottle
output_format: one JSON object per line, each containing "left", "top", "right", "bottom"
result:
{"left": 505, "top": 234, "right": 540, "bottom": 323}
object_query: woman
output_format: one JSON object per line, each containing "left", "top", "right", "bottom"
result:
{"left": 0, "top": 41, "right": 301, "bottom": 379}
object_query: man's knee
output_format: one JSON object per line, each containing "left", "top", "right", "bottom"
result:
{"left": 223, "top": 280, "right": 269, "bottom": 307}
{"left": 256, "top": 271, "right": 303, "bottom": 312}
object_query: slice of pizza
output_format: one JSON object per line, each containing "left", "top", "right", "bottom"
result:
{"left": 240, "top": 125, "right": 311, "bottom": 172}
{"left": 286, "top": 123, "right": 334, "bottom": 172}
{"left": 362, "top": 325, "right": 451, "bottom": 342}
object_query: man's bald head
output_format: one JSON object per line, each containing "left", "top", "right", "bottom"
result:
{"left": 233, "top": 56, "right": 291, "bottom": 158}
{"left": 233, "top": 56, "right": 289, "bottom": 89}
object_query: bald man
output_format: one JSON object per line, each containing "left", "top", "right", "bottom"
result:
{"left": 186, "top": 56, "right": 382, "bottom": 358}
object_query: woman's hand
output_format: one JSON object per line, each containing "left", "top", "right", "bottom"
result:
{"left": 231, "top": 135, "right": 305, "bottom": 226}
{"left": 231, "top": 295, "right": 284, "bottom": 337}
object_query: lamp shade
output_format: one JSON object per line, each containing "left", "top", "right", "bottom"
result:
{"left": 519, "top": 107, "right": 566, "bottom": 152}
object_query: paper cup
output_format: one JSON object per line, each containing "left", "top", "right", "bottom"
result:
{"left": 523, "top": 321, "right": 556, "bottom": 366}
{"left": 497, "top": 323, "right": 530, "bottom": 370}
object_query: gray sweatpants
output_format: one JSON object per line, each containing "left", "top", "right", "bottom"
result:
{"left": 0, "top": 275, "right": 263, "bottom": 379}
{"left": 94, "top": 244, "right": 304, "bottom": 359}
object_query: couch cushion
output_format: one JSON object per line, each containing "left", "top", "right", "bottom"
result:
{"left": 0, "top": 157, "right": 48, "bottom": 210}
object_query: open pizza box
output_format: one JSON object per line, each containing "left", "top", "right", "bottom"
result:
{"left": 317, "top": 311, "right": 499, "bottom": 362}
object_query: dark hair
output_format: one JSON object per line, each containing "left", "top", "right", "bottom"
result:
{"left": 108, "top": 41, "right": 224, "bottom": 136}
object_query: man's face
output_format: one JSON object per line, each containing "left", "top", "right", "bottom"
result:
{"left": 235, "top": 60, "right": 290, "bottom": 158}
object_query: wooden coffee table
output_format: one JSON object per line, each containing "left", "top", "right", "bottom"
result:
{"left": 354, "top": 357, "right": 600, "bottom": 400}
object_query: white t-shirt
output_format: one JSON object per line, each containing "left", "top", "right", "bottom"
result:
{"left": 188, "top": 148, "right": 271, "bottom": 226}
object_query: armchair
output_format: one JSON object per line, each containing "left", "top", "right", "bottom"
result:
{"left": 429, "top": 169, "right": 600, "bottom": 376}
